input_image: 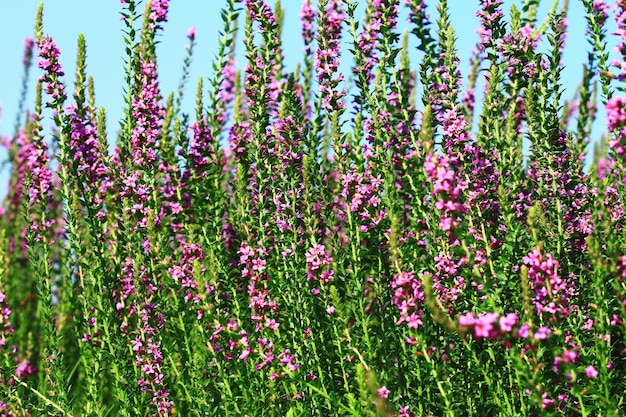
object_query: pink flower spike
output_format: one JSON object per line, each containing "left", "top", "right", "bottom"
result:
{"left": 187, "top": 26, "right": 196, "bottom": 39}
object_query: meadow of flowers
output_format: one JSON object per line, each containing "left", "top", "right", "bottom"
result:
{"left": 1, "top": 0, "right": 626, "bottom": 415}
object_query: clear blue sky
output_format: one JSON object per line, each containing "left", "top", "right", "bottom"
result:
{"left": 0, "top": 0, "right": 612, "bottom": 197}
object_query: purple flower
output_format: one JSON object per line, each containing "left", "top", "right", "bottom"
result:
{"left": 607, "top": 96, "right": 626, "bottom": 157}
{"left": 533, "top": 326, "right": 552, "bottom": 341}
{"left": 523, "top": 248, "right": 572, "bottom": 317}
{"left": 541, "top": 391, "right": 555, "bottom": 409}
{"left": 399, "top": 406, "right": 414, "bottom": 417}
{"left": 458, "top": 312, "right": 476, "bottom": 328}
{"left": 187, "top": 118, "right": 216, "bottom": 170}
{"left": 516, "top": 323, "right": 529, "bottom": 339}
{"left": 37, "top": 35, "right": 66, "bottom": 106}
{"left": 593, "top": 0, "right": 610, "bottom": 27}
{"left": 299, "top": 0, "right": 316, "bottom": 51}
{"left": 187, "top": 26, "right": 196, "bottom": 39}
{"left": 14, "top": 359, "right": 36, "bottom": 380}
{"left": 473, "top": 313, "right": 498, "bottom": 339}
{"left": 65, "top": 104, "right": 110, "bottom": 203}
{"left": 314, "top": 0, "right": 346, "bottom": 111}
{"left": 306, "top": 244, "right": 334, "bottom": 282}
{"left": 585, "top": 365, "right": 599, "bottom": 378}
{"left": 476, "top": 0, "right": 504, "bottom": 46}
{"left": 607, "top": 96, "right": 626, "bottom": 131}
{"left": 458, "top": 311, "right": 523, "bottom": 340}
{"left": 424, "top": 153, "right": 467, "bottom": 235}
{"left": 391, "top": 271, "right": 424, "bottom": 329}
{"left": 130, "top": 61, "right": 165, "bottom": 168}
{"left": 22, "top": 37, "right": 35, "bottom": 67}
{"left": 25, "top": 122, "right": 56, "bottom": 243}
{"left": 613, "top": 1, "right": 626, "bottom": 75}
{"left": 238, "top": 243, "right": 278, "bottom": 330}
{"left": 0, "top": 290, "right": 14, "bottom": 351}
{"left": 498, "top": 313, "right": 518, "bottom": 333}
{"left": 149, "top": 0, "right": 169, "bottom": 24}
{"left": 243, "top": 1, "right": 284, "bottom": 118}
{"left": 353, "top": 0, "right": 399, "bottom": 83}
{"left": 339, "top": 171, "right": 385, "bottom": 233}
{"left": 216, "top": 58, "right": 237, "bottom": 122}
{"left": 168, "top": 244, "right": 205, "bottom": 302}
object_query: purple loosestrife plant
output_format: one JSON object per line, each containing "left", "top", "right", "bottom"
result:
{"left": 4, "top": 0, "right": 626, "bottom": 416}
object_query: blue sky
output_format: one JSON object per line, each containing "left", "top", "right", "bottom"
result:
{"left": 0, "top": 0, "right": 613, "bottom": 197}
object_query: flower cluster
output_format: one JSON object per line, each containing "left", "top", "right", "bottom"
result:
{"left": 523, "top": 248, "right": 574, "bottom": 317}
{"left": 476, "top": 0, "right": 504, "bottom": 48}
{"left": 612, "top": 0, "right": 626, "bottom": 76}
{"left": 593, "top": 0, "right": 610, "bottom": 27}
{"left": 497, "top": 25, "right": 541, "bottom": 81}
{"left": 130, "top": 60, "right": 165, "bottom": 169}
{"left": 65, "top": 105, "right": 110, "bottom": 203}
{"left": 168, "top": 243, "right": 205, "bottom": 303}
{"left": 431, "top": 251, "right": 467, "bottom": 309}
{"left": 390, "top": 270, "right": 424, "bottom": 329}
{"left": 149, "top": 0, "right": 169, "bottom": 27}
{"left": 299, "top": 0, "right": 316, "bottom": 52}
{"left": 37, "top": 35, "right": 66, "bottom": 105}
{"left": 3, "top": 128, "right": 33, "bottom": 257}
{"left": 238, "top": 243, "right": 278, "bottom": 331}
{"left": 133, "top": 336, "right": 173, "bottom": 416}
{"left": 338, "top": 171, "right": 385, "bottom": 233}
{"left": 607, "top": 95, "right": 626, "bottom": 158}
{"left": 314, "top": 0, "right": 346, "bottom": 111}
{"left": 457, "top": 312, "right": 519, "bottom": 340}
{"left": 216, "top": 58, "right": 237, "bottom": 123}
{"left": 26, "top": 129, "right": 54, "bottom": 240}
{"left": 131, "top": 279, "right": 170, "bottom": 416}
{"left": 424, "top": 153, "right": 467, "bottom": 235}
{"left": 187, "top": 118, "right": 216, "bottom": 174}
{"left": 22, "top": 37, "right": 35, "bottom": 68}
{"left": 306, "top": 243, "right": 334, "bottom": 283}
{"left": 0, "top": 291, "right": 13, "bottom": 352}
{"left": 354, "top": 0, "right": 399, "bottom": 84}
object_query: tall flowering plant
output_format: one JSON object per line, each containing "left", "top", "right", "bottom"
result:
{"left": 1, "top": 0, "right": 626, "bottom": 415}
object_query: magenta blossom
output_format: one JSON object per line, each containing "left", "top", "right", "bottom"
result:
{"left": 585, "top": 365, "right": 599, "bottom": 378}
